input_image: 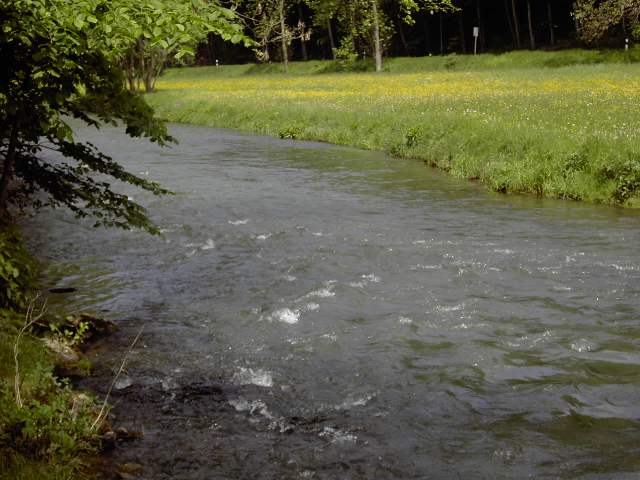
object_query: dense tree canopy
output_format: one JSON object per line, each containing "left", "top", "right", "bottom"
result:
{"left": 203, "top": 0, "right": 632, "bottom": 65}
{"left": 574, "top": 0, "right": 640, "bottom": 43}
{"left": 0, "top": 0, "right": 247, "bottom": 232}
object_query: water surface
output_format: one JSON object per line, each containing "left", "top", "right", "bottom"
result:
{"left": 26, "top": 124, "right": 640, "bottom": 479}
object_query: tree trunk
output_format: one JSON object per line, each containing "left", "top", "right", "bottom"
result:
{"left": 526, "top": 0, "right": 536, "bottom": 49}
{"left": 125, "top": 60, "right": 135, "bottom": 91}
{"left": 458, "top": 14, "right": 466, "bottom": 53}
{"left": 327, "top": 18, "right": 336, "bottom": 59}
{"left": 546, "top": 0, "right": 555, "bottom": 45}
{"left": 424, "top": 13, "right": 431, "bottom": 55}
{"left": 0, "top": 124, "right": 19, "bottom": 219}
{"left": 144, "top": 55, "right": 154, "bottom": 93}
{"left": 279, "top": 0, "right": 289, "bottom": 73}
{"left": 372, "top": 0, "right": 382, "bottom": 72}
{"left": 297, "top": 4, "right": 308, "bottom": 61}
{"left": 439, "top": 13, "right": 444, "bottom": 55}
{"left": 503, "top": 0, "right": 517, "bottom": 47}
{"left": 511, "top": 0, "right": 521, "bottom": 49}
{"left": 398, "top": 19, "right": 410, "bottom": 55}
{"left": 477, "top": 0, "right": 485, "bottom": 52}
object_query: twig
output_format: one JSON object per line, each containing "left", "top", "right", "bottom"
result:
{"left": 13, "top": 293, "right": 47, "bottom": 408}
{"left": 91, "top": 324, "right": 145, "bottom": 431}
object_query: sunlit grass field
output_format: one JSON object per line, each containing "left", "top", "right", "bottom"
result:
{"left": 148, "top": 53, "right": 640, "bottom": 206}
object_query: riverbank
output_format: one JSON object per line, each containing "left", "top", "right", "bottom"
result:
{"left": 0, "top": 228, "right": 108, "bottom": 479}
{"left": 147, "top": 50, "right": 640, "bottom": 207}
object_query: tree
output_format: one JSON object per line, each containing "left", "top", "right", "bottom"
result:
{"left": 0, "top": 0, "right": 246, "bottom": 233}
{"left": 333, "top": 0, "right": 456, "bottom": 71}
{"left": 231, "top": 0, "right": 308, "bottom": 72}
{"left": 306, "top": 0, "right": 340, "bottom": 58}
{"left": 511, "top": 0, "right": 522, "bottom": 48}
{"left": 574, "top": 0, "right": 640, "bottom": 43}
{"left": 101, "top": 0, "right": 250, "bottom": 92}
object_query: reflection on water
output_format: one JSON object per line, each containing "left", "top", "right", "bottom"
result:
{"left": 25, "top": 124, "right": 640, "bottom": 479}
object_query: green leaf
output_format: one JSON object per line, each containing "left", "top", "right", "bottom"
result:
{"left": 74, "top": 13, "right": 85, "bottom": 29}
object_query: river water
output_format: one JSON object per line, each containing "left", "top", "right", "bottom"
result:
{"left": 25, "top": 124, "right": 640, "bottom": 479}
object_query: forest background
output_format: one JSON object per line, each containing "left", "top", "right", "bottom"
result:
{"left": 199, "top": 0, "right": 637, "bottom": 69}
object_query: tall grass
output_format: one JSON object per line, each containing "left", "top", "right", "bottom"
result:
{"left": 149, "top": 50, "right": 640, "bottom": 206}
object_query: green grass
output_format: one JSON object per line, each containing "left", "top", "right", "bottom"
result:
{"left": 184, "top": 47, "right": 640, "bottom": 76}
{"left": 149, "top": 50, "right": 640, "bottom": 207}
{"left": 0, "top": 230, "right": 99, "bottom": 480}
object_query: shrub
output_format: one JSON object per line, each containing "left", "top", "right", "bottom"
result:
{"left": 0, "top": 229, "right": 37, "bottom": 310}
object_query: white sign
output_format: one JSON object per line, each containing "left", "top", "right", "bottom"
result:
{"left": 473, "top": 27, "right": 480, "bottom": 38}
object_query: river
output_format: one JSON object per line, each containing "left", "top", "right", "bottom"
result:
{"left": 25, "top": 124, "right": 640, "bottom": 479}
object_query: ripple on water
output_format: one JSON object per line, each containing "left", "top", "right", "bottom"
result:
{"left": 201, "top": 239, "right": 215, "bottom": 250}
{"left": 305, "top": 288, "right": 335, "bottom": 298}
{"left": 303, "top": 303, "right": 320, "bottom": 312}
{"left": 233, "top": 367, "right": 274, "bottom": 387}
{"left": 268, "top": 308, "right": 300, "bottom": 324}
{"left": 570, "top": 338, "right": 597, "bottom": 353}
{"left": 334, "top": 392, "right": 376, "bottom": 410}
{"left": 228, "top": 219, "right": 250, "bottom": 226}
{"left": 319, "top": 426, "right": 358, "bottom": 444}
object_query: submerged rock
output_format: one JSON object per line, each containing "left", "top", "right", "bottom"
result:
{"left": 116, "top": 463, "right": 143, "bottom": 478}
{"left": 48, "top": 287, "right": 77, "bottom": 294}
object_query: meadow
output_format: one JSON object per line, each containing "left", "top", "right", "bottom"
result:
{"left": 148, "top": 51, "right": 640, "bottom": 206}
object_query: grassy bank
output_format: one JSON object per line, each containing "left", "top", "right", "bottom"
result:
{"left": 0, "top": 228, "right": 99, "bottom": 479}
{"left": 148, "top": 50, "right": 640, "bottom": 207}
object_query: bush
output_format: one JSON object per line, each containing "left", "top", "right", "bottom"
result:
{"left": 0, "top": 229, "right": 37, "bottom": 310}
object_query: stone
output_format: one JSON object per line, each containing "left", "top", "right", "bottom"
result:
{"left": 43, "top": 337, "right": 80, "bottom": 363}
{"left": 117, "top": 462, "right": 143, "bottom": 477}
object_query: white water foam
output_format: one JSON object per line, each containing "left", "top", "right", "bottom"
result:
{"left": 362, "top": 273, "right": 381, "bottom": 283}
{"left": 271, "top": 308, "right": 300, "bottom": 324}
{"left": 335, "top": 392, "right": 375, "bottom": 410}
{"left": 435, "top": 303, "right": 465, "bottom": 312}
{"left": 570, "top": 338, "right": 596, "bottom": 353}
{"left": 306, "top": 288, "right": 335, "bottom": 298}
{"left": 410, "top": 264, "right": 442, "bottom": 271}
{"left": 233, "top": 367, "right": 274, "bottom": 387}
{"left": 228, "top": 219, "right": 249, "bottom": 226}
{"left": 228, "top": 397, "right": 273, "bottom": 419}
{"left": 201, "top": 239, "right": 216, "bottom": 250}
{"left": 319, "top": 426, "right": 357, "bottom": 443}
